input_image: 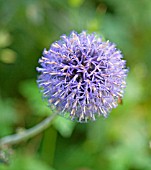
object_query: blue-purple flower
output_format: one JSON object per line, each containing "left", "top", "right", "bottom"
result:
{"left": 37, "top": 31, "right": 128, "bottom": 122}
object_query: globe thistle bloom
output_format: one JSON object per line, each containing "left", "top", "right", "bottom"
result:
{"left": 37, "top": 31, "right": 128, "bottom": 122}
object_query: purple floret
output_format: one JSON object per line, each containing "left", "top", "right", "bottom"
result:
{"left": 37, "top": 31, "right": 128, "bottom": 122}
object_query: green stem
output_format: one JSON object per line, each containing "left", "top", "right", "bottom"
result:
{"left": 0, "top": 113, "right": 57, "bottom": 148}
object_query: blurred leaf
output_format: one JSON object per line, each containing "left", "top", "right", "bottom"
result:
{"left": 53, "top": 116, "right": 75, "bottom": 138}
{"left": 0, "top": 153, "right": 55, "bottom": 170}
{"left": 19, "top": 80, "right": 52, "bottom": 116}
{"left": 0, "top": 98, "right": 18, "bottom": 137}
{"left": 105, "top": 107, "right": 151, "bottom": 170}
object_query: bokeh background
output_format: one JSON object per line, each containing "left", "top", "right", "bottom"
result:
{"left": 0, "top": 0, "right": 151, "bottom": 170}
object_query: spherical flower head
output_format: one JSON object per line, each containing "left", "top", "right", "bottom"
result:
{"left": 37, "top": 31, "right": 128, "bottom": 123}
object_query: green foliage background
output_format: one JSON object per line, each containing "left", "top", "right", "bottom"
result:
{"left": 0, "top": 0, "right": 151, "bottom": 169}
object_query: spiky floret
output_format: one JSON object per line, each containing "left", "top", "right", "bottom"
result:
{"left": 37, "top": 31, "right": 128, "bottom": 122}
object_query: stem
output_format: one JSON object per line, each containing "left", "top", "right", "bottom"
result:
{"left": 0, "top": 113, "right": 57, "bottom": 148}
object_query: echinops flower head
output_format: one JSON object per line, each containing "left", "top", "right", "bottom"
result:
{"left": 37, "top": 31, "right": 128, "bottom": 123}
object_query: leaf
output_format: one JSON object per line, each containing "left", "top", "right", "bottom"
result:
{"left": 19, "top": 80, "right": 52, "bottom": 116}
{"left": 0, "top": 98, "right": 18, "bottom": 137}
{"left": 0, "top": 153, "right": 55, "bottom": 170}
{"left": 53, "top": 116, "right": 75, "bottom": 138}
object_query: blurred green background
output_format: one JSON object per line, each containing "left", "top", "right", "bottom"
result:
{"left": 0, "top": 0, "right": 151, "bottom": 169}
